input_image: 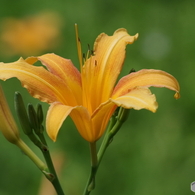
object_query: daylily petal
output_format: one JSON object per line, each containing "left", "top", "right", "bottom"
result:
{"left": 46, "top": 102, "right": 94, "bottom": 142}
{"left": 26, "top": 53, "right": 82, "bottom": 104}
{"left": 46, "top": 103, "right": 73, "bottom": 141}
{"left": 90, "top": 87, "right": 159, "bottom": 142}
{"left": 82, "top": 29, "right": 138, "bottom": 113}
{"left": 92, "top": 100, "right": 116, "bottom": 141}
{"left": 111, "top": 87, "right": 158, "bottom": 112}
{"left": 70, "top": 106, "right": 93, "bottom": 142}
{"left": 0, "top": 58, "right": 77, "bottom": 105}
{"left": 112, "top": 69, "right": 180, "bottom": 99}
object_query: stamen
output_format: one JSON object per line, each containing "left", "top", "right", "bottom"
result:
{"left": 87, "top": 44, "right": 94, "bottom": 58}
{"left": 129, "top": 68, "right": 136, "bottom": 74}
{"left": 75, "top": 24, "right": 83, "bottom": 70}
{"left": 86, "top": 44, "right": 91, "bottom": 59}
{"left": 83, "top": 53, "right": 86, "bottom": 63}
{"left": 87, "top": 44, "right": 91, "bottom": 51}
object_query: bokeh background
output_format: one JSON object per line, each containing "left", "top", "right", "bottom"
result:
{"left": 0, "top": 0, "right": 194, "bottom": 194}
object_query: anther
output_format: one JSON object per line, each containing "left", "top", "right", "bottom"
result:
{"left": 91, "top": 49, "right": 94, "bottom": 56}
{"left": 129, "top": 68, "right": 136, "bottom": 74}
{"left": 83, "top": 53, "right": 86, "bottom": 60}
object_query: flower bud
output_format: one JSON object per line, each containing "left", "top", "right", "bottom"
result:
{"left": 28, "top": 104, "right": 39, "bottom": 133}
{"left": 14, "top": 92, "right": 32, "bottom": 135}
{"left": 0, "top": 85, "right": 20, "bottom": 144}
{"left": 37, "top": 103, "right": 44, "bottom": 127}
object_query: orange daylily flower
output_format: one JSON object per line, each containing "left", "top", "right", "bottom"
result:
{"left": 0, "top": 28, "right": 180, "bottom": 142}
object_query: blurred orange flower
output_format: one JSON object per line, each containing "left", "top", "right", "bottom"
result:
{"left": 0, "top": 12, "right": 62, "bottom": 56}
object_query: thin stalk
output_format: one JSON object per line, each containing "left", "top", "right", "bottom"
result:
{"left": 98, "top": 108, "right": 130, "bottom": 164}
{"left": 15, "top": 139, "right": 51, "bottom": 179}
{"left": 89, "top": 142, "right": 98, "bottom": 167}
{"left": 97, "top": 131, "right": 111, "bottom": 165}
{"left": 83, "top": 142, "right": 98, "bottom": 195}
{"left": 75, "top": 23, "right": 83, "bottom": 70}
{"left": 38, "top": 133, "right": 65, "bottom": 195}
{"left": 83, "top": 108, "right": 130, "bottom": 195}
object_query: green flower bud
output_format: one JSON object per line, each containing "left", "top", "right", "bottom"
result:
{"left": 14, "top": 92, "right": 32, "bottom": 135}
{"left": 37, "top": 103, "right": 43, "bottom": 125}
{"left": 28, "top": 104, "right": 39, "bottom": 133}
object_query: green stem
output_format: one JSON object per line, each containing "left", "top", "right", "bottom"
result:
{"left": 83, "top": 132, "right": 111, "bottom": 195}
{"left": 83, "top": 142, "right": 98, "bottom": 195}
{"left": 98, "top": 108, "right": 129, "bottom": 164}
{"left": 90, "top": 142, "right": 98, "bottom": 167}
{"left": 83, "top": 108, "right": 130, "bottom": 195}
{"left": 97, "top": 131, "right": 111, "bottom": 165}
{"left": 15, "top": 139, "right": 52, "bottom": 179}
{"left": 38, "top": 133, "right": 65, "bottom": 195}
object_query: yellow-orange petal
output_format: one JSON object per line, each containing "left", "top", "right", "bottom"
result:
{"left": 70, "top": 106, "right": 93, "bottom": 142}
{"left": 46, "top": 102, "right": 94, "bottom": 142}
{"left": 0, "top": 57, "right": 76, "bottom": 105}
{"left": 111, "top": 87, "right": 158, "bottom": 113}
{"left": 26, "top": 53, "right": 82, "bottom": 104}
{"left": 113, "top": 69, "right": 180, "bottom": 99}
{"left": 47, "top": 102, "right": 115, "bottom": 143}
{"left": 46, "top": 103, "right": 73, "bottom": 141}
{"left": 92, "top": 100, "right": 116, "bottom": 141}
{"left": 82, "top": 29, "right": 138, "bottom": 112}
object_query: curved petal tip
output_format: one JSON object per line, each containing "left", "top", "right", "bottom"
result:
{"left": 174, "top": 92, "right": 180, "bottom": 99}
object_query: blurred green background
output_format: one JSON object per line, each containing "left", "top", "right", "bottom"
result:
{"left": 0, "top": 0, "right": 193, "bottom": 194}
